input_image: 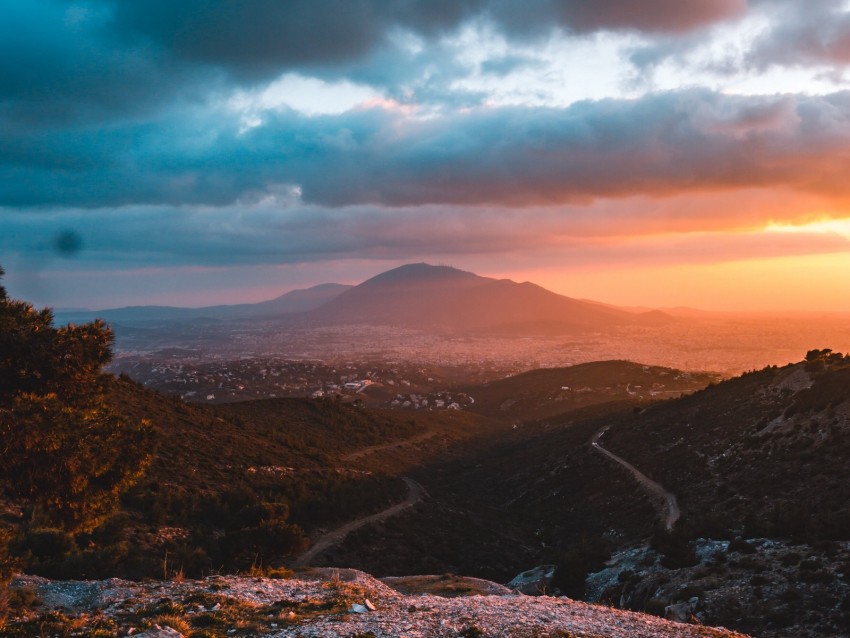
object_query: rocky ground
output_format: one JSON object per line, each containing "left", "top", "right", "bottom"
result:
{"left": 587, "top": 538, "right": 850, "bottom": 638}
{"left": 2, "top": 567, "right": 749, "bottom": 638}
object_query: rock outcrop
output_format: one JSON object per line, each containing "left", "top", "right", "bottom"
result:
{"left": 5, "top": 569, "right": 750, "bottom": 637}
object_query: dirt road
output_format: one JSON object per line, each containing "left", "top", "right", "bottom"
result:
{"left": 591, "top": 426, "right": 680, "bottom": 531}
{"left": 292, "top": 477, "right": 428, "bottom": 567}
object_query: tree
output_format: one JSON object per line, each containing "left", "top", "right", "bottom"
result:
{"left": 0, "top": 267, "right": 155, "bottom": 533}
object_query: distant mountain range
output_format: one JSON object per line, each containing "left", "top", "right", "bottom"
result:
{"left": 56, "top": 263, "right": 674, "bottom": 334}
{"left": 55, "top": 282, "right": 353, "bottom": 325}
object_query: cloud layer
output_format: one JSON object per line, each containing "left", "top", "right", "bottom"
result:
{"left": 5, "top": 90, "right": 850, "bottom": 209}
{"left": 3, "top": 1, "right": 850, "bottom": 309}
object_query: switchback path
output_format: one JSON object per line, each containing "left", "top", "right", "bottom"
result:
{"left": 292, "top": 477, "right": 428, "bottom": 567}
{"left": 591, "top": 426, "right": 680, "bottom": 531}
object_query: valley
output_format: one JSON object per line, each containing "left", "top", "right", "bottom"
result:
{"left": 4, "top": 266, "right": 850, "bottom": 638}
{"left": 285, "top": 352, "right": 850, "bottom": 638}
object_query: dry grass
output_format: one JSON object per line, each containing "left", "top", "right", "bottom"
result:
{"left": 147, "top": 613, "right": 192, "bottom": 635}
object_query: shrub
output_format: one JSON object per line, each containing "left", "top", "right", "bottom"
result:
{"left": 17, "top": 528, "right": 78, "bottom": 561}
{"left": 0, "top": 267, "right": 155, "bottom": 533}
{"left": 651, "top": 528, "right": 699, "bottom": 569}
{"left": 645, "top": 598, "right": 668, "bottom": 617}
{"left": 779, "top": 552, "right": 801, "bottom": 566}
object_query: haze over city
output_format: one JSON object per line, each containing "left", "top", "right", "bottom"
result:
{"left": 3, "top": 0, "right": 850, "bottom": 312}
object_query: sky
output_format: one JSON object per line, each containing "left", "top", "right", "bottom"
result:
{"left": 3, "top": 0, "right": 850, "bottom": 312}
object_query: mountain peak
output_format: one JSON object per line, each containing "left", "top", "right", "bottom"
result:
{"left": 361, "top": 263, "right": 480, "bottom": 287}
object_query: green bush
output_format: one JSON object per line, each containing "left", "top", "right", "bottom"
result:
{"left": 0, "top": 267, "right": 155, "bottom": 533}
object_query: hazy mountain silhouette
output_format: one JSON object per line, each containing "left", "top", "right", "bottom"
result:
{"left": 55, "top": 263, "right": 673, "bottom": 334}
{"left": 55, "top": 283, "right": 352, "bottom": 325}
{"left": 305, "top": 263, "right": 672, "bottom": 333}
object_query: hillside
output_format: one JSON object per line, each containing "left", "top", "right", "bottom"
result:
{"left": 306, "top": 352, "right": 850, "bottom": 638}
{"left": 588, "top": 350, "right": 850, "bottom": 636}
{"left": 5, "top": 375, "right": 494, "bottom": 581}
{"left": 600, "top": 350, "right": 850, "bottom": 541}
{"left": 465, "top": 360, "right": 719, "bottom": 421}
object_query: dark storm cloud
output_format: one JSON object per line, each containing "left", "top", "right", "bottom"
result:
{"left": 4, "top": 89, "right": 850, "bottom": 209}
{"left": 0, "top": 1, "right": 217, "bottom": 131}
{"left": 483, "top": 0, "right": 746, "bottom": 38}
{"left": 0, "top": 0, "right": 753, "bottom": 130}
{"left": 107, "top": 0, "right": 744, "bottom": 79}
{"left": 108, "top": 0, "right": 482, "bottom": 81}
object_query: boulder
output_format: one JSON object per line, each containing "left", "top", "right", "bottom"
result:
{"left": 665, "top": 597, "right": 699, "bottom": 623}
{"left": 506, "top": 565, "right": 556, "bottom": 595}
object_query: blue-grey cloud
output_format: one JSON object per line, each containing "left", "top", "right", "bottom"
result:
{"left": 108, "top": 0, "right": 480, "bottom": 81}
{"left": 626, "top": 0, "right": 850, "bottom": 79}
{"left": 0, "top": 0, "right": 754, "bottom": 132}
{"left": 0, "top": 1, "right": 218, "bottom": 131}
{"left": 107, "top": 0, "right": 744, "bottom": 79}
{"left": 482, "top": 0, "right": 745, "bottom": 38}
{"left": 4, "top": 89, "right": 850, "bottom": 209}
{"left": 2, "top": 2, "right": 848, "bottom": 224}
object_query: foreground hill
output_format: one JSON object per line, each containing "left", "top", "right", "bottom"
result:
{"left": 307, "top": 263, "right": 672, "bottom": 333}
{"left": 313, "top": 352, "right": 850, "bottom": 638}
{"left": 6, "top": 569, "right": 749, "bottom": 638}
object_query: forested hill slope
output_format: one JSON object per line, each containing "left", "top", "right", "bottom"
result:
{"left": 464, "top": 359, "right": 718, "bottom": 420}
{"left": 5, "top": 374, "right": 491, "bottom": 581}
{"left": 601, "top": 349, "right": 850, "bottom": 540}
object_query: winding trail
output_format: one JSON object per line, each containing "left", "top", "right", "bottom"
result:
{"left": 591, "top": 426, "right": 680, "bottom": 531}
{"left": 292, "top": 477, "right": 428, "bottom": 567}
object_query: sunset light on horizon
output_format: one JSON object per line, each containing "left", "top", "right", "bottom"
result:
{"left": 3, "top": 0, "right": 850, "bottom": 313}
